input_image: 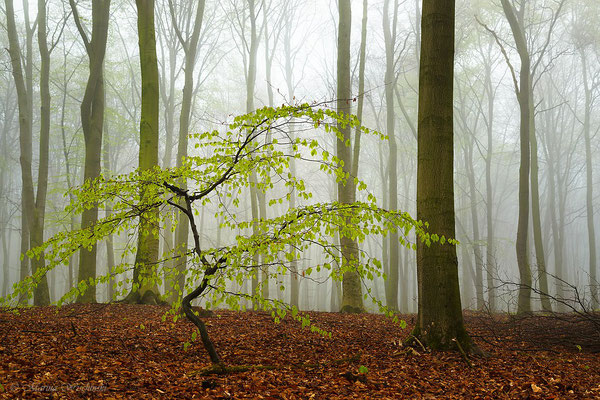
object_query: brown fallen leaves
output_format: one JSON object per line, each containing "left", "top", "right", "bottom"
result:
{"left": 0, "top": 304, "right": 598, "bottom": 399}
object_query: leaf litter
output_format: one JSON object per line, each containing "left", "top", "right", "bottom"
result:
{"left": 0, "top": 304, "right": 598, "bottom": 399}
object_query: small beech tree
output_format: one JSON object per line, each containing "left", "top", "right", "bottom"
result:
{"left": 4, "top": 103, "right": 448, "bottom": 369}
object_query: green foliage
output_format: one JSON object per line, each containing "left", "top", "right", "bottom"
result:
{"left": 358, "top": 365, "right": 369, "bottom": 374}
{"left": 2, "top": 103, "right": 450, "bottom": 334}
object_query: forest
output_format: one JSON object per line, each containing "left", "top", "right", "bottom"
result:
{"left": 0, "top": 0, "right": 599, "bottom": 398}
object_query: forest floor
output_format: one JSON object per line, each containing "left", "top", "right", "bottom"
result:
{"left": 0, "top": 304, "right": 599, "bottom": 399}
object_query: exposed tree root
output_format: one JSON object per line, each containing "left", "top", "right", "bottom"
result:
{"left": 340, "top": 305, "right": 364, "bottom": 314}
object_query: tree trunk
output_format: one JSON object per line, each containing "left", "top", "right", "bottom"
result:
{"left": 337, "top": 0, "right": 363, "bottom": 313}
{"left": 59, "top": 41, "right": 78, "bottom": 293}
{"left": 6, "top": 0, "right": 51, "bottom": 305}
{"left": 103, "top": 123, "right": 116, "bottom": 301}
{"left": 581, "top": 49, "right": 598, "bottom": 309}
{"left": 501, "top": 0, "right": 532, "bottom": 314}
{"left": 412, "top": 0, "right": 472, "bottom": 350}
{"left": 528, "top": 90, "right": 551, "bottom": 312}
{"left": 483, "top": 47, "right": 496, "bottom": 311}
{"left": 30, "top": 0, "right": 52, "bottom": 306}
{"left": 157, "top": 5, "right": 179, "bottom": 298}
{"left": 70, "top": 0, "right": 112, "bottom": 303}
{"left": 383, "top": 0, "right": 399, "bottom": 312}
{"left": 464, "top": 143, "right": 484, "bottom": 310}
{"left": 282, "top": 4, "right": 299, "bottom": 308}
{"left": 128, "top": 0, "right": 162, "bottom": 304}
{"left": 169, "top": 0, "right": 206, "bottom": 304}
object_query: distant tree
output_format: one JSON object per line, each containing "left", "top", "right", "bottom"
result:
{"left": 572, "top": 4, "right": 599, "bottom": 308}
{"left": 228, "top": 0, "right": 265, "bottom": 307}
{"left": 382, "top": 0, "right": 400, "bottom": 311}
{"left": 5, "top": 0, "right": 51, "bottom": 305}
{"left": 411, "top": 0, "right": 473, "bottom": 351}
{"left": 280, "top": 0, "right": 302, "bottom": 308}
{"left": 0, "top": 78, "right": 16, "bottom": 298}
{"left": 165, "top": 0, "right": 206, "bottom": 304}
{"left": 497, "top": 0, "right": 564, "bottom": 313}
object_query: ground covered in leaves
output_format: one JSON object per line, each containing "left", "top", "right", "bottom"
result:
{"left": 1, "top": 304, "right": 598, "bottom": 399}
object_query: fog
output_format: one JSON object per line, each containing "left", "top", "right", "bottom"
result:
{"left": 0, "top": 0, "right": 598, "bottom": 314}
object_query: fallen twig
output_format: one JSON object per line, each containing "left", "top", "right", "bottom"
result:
{"left": 452, "top": 338, "right": 473, "bottom": 368}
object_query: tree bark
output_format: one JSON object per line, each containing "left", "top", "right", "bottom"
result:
{"left": 412, "top": 0, "right": 472, "bottom": 350}
{"left": 482, "top": 44, "right": 496, "bottom": 311}
{"left": 337, "top": 0, "right": 363, "bottom": 313}
{"left": 581, "top": 49, "right": 598, "bottom": 309}
{"left": 500, "top": 0, "right": 532, "bottom": 314}
{"left": 70, "top": 0, "right": 112, "bottom": 304}
{"left": 127, "top": 0, "right": 162, "bottom": 304}
{"left": 282, "top": 2, "right": 299, "bottom": 308}
{"left": 464, "top": 142, "right": 484, "bottom": 310}
{"left": 103, "top": 123, "right": 116, "bottom": 301}
{"left": 168, "top": 0, "right": 206, "bottom": 304}
{"left": 383, "top": 0, "right": 399, "bottom": 312}
{"left": 6, "top": 0, "right": 51, "bottom": 305}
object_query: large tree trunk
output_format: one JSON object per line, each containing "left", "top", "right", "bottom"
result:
{"left": 337, "top": 0, "right": 363, "bottom": 313}
{"left": 128, "top": 0, "right": 162, "bottom": 304}
{"left": 412, "top": 0, "right": 472, "bottom": 351}
{"left": 70, "top": 0, "right": 112, "bottom": 304}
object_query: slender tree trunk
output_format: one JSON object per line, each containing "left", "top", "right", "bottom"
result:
{"left": 581, "top": 50, "right": 598, "bottom": 308}
{"left": 59, "top": 42, "right": 77, "bottom": 293}
{"left": 6, "top": 0, "right": 51, "bottom": 305}
{"left": 529, "top": 90, "right": 551, "bottom": 312}
{"left": 1, "top": 224, "right": 10, "bottom": 298}
{"left": 103, "top": 123, "right": 116, "bottom": 301}
{"left": 337, "top": 0, "right": 363, "bottom": 313}
{"left": 169, "top": 0, "right": 206, "bottom": 304}
{"left": 29, "top": 0, "right": 52, "bottom": 306}
{"left": 383, "top": 0, "right": 399, "bottom": 312}
{"left": 483, "top": 50, "right": 496, "bottom": 311}
{"left": 158, "top": 11, "right": 178, "bottom": 297}
{"left": 464, "top": 144, "right": 484, "bottom": 310}
{"left": 70, "top": 0, "right": 112, "bottom": 303}
{"left": 542, "top": 99, "right": 567, "bottom": 309}
{"left": 244, "top": 0, "right": 262, "bottom": 308}
{"left": 282, "top": 5, "right": 300, "bottom": 308}
{"left": 501, "top": 0, "right": 531, "bottom": 314}
{"left": 9, "top": 0, "right": 31, "bottom": 301}
{"left": 351, "top": 0, "right": 367, "bottom": 180}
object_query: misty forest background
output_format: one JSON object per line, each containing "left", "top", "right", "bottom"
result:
{"left": 0, "top": 0, "right": 598, "bottom": 315}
